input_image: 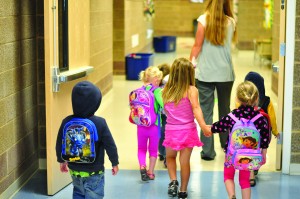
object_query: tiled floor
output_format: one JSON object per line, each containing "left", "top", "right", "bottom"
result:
{"left": 11, "top": 37, "right": 300, "bottom": 199}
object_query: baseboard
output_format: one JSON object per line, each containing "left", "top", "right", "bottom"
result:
{"left": 39, "top": 158, "right": 47, "bottom": 170}
{"left": 290, "top": 163, "right": 300, "bottom": 175}
{"left": 1, "top": 163, "right": 38, "bottom": 199}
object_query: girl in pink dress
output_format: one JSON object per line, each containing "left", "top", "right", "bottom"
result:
{"left": 162, "top": 57, "right": 211, "bottom": 198}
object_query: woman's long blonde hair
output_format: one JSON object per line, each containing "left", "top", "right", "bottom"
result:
{"left": 205, "top": 0, "right": 237, "bottom": 45}
{"left": 236, "top": 81, "right": 259, "bottom": 106}
{"left": 162, "top": 57, "right": 195, "bottom": 105}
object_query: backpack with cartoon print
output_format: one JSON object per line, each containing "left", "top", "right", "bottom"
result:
{"left": 129, "top": 84, "right": 157, "bottom": 127}
{"left": 61, "top": 118, "right": 98, "bottom": 163}
{"left": 227, "top": 113, "right": 263, "bottom": 171}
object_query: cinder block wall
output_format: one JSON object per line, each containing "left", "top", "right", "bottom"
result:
{"left": 236, "top": 0, "right": 272, "bottom": 49}
{"left": 0, "top": 0, "right": 39, "bottom": 195}
{"left": 153, "top": 0, "right": 272, "bottom": 50}
{"left": 37, "top": 0, "right": 46, "bottom": 161}
{"left": 113, "top": 0, "right": 153, "bottom": 75}
{"left": 291, "top": 0, "right": 300, "bottom": 164}
{"left": 153, "top": 0, "right": 205, "bottom": 37}
{"left": 90, "top": 0, "right": 114, "bottom": 94}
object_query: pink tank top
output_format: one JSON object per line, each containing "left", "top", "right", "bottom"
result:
{"left": 165, "top": 97, "right": 196, "bottom": 130}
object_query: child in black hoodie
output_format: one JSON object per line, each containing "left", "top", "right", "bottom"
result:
{"left": 56, "top": 81, "right": 119, "bottom": 199}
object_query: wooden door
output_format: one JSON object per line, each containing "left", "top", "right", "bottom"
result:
{"left": 275, "top": 0, "right": 286, "bottom": 170}
{"left": 44, "top": 0, "right": 90, "bottom": 195}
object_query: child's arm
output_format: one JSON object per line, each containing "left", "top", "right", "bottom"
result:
{"left": 154, "top": 88, "right": 164, "bottom": 109}
{"left": 211, "top": 114, "right": 233, "bottom": 134}
{"left": 258, "top": 116, "right": 270, "bottom": 161}
{"left": 267, "top": 101, "right": 280, "bottom": 138}
{"left": 261, "top": 149, "right": 267, "bottom": 164}
{"left": 188, "top": 86, "right": 212, "bottom": 137}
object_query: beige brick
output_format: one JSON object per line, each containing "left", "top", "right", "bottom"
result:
{"left": 0, "top": 0, "right": 20, "bottom": 16}
{"left": 0, "top": 122, "right": 14, "bottom": 155}
{"left": 0, "top": 152, "right": 7, "bottom": 179}
{"left": 20, "top": 39, "right": 36, "bottom": 65}
{"left": 0, "top": 42, "right": 21, "bottom": 73}
{"left": 20, "top": 0, "right": 36, "bottom": 15}
{"left": 292, "top": 109, "right": 300, "bottom": 131}
{"left": 0, "top": 172, "right": 15, "bottom": 194}
{"left": 0, "top": 16, "right": 20, "bottom": 43}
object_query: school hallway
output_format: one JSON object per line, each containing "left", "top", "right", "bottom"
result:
{"left": 11, "top": 37, "right": 300, "bottom": 199}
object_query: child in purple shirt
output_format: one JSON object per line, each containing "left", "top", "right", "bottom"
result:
{"left": 211, "top": 81, "right": 269, "bottom": 199}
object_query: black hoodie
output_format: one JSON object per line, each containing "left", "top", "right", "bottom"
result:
{"left": 55, "top": 81, "right": 119, "bottom": 172}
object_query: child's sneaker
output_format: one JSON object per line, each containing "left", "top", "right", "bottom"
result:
{"left": 168, "top": 180, "right": 178, "bottom": 197}
{"left": 178, "top": 191, "right": 188, "bottom": 199}
{"left": 140, "top": 167, "right": 149, "bottom": 181}
{"left": 147, "top": 171, "right": 155, "bottom": 180}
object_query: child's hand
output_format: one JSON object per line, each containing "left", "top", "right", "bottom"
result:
{"left": 261, "top": 149, "right": 267, "bottom": 165}
{"left": 203, "top": 125, "right": 212, "bottom": 137}
{"left": 275, "top": 133, "right": 280, "bottom": 139}
{"left": 60, "top": 162, "right": 68, "bottom": 173}
{"left": 112, "top": 165, "right": 119, "bottom": 176}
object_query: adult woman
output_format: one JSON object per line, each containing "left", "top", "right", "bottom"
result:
{"left": 190, "top": 0, "right": 237, "bottom": 160}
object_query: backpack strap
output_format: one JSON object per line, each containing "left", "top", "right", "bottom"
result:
{"left": 259, "top": 96, "right": 270, "bottom": 113}
{"left": 250, "top": 113, "right": 262, "bottom": 123}
{"left": 228, "top": 112, "right": 239, "bottom": 122}
{"left": 229, "top": 112, "right": 262, "bottom": 123}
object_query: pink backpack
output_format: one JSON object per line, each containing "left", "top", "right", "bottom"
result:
{"left": 227, "top": 113, "right": 264, "bottom": 171}
{"left": 129, "top": 84, "right": 157, "bottom": 127}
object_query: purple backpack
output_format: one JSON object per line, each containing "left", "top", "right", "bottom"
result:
{"left": 129, "top": 84, "right": 157, "bottom": 127}
{"left": 227, "top": 113, "right": 264, "bottom": 171}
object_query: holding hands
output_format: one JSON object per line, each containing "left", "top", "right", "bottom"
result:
{"left": 203, "top": 125, "right": 212, "bottom": 137}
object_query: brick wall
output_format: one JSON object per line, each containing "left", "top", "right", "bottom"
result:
{"left": 236, "top": 0, "right": 272, "bottom": 49}
{"left": 153, "top": 0, "right": 205, "bottom": 37}
{"left": 0, "top": 0, "right": 39, "bottom": 195}
{"left": 291, "top": 0, "right": 300, "bottom": 163}
{"left": 153, "top": 0, "right": 272, "bottom": 50}
{"left": 90, "top": 0, "right": 113, "bottom": 94}
{"left": 37, "top": 0, "right": 46, "bottom": 161}
{"left": 113, "top": 0, "right": 153, "bottom": 75}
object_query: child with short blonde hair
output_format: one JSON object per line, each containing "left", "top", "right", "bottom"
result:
{"left": 211, "top": 81, "right": 269, "bottom": 199}
{"left": 136, "top": 66, "right": 163, "bottom": 181}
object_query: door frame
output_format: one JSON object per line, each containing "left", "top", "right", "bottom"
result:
{"left": 281, "top": 0, "right": 296, "bottom": 174}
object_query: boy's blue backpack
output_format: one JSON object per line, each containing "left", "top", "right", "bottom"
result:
{"left": 61, "top": 118, "right": 98, "bottom": 163}
{"left": 227, "top": 113, "right": 264, "bottom": 171}
{"left": 129, "top": 84, "right": 157, "bottom": 127}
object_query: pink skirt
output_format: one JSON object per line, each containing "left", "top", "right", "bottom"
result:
{"left": 163, "top": 127, "right": 203, "bottom": 151}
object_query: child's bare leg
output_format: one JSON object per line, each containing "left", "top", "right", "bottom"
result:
{"left": 250, "top": 170, "right": 255, "bottom": 178}
{"left": 241, "top": 188, "right": 251, "bottom": 199}
{"left": 225, "top": 179, "right": 236, "bottom": 198}
{"left": 148, "top": 156, "right": 157, "bottom": 174}
{"left": 224, "top": 166, "right": 236, "bottom": 198}
{"left": 166, "top": 147, "right": 177, "bottom": 181}
{"left": 179, "top": 147, "right": 193, "bottom": 191}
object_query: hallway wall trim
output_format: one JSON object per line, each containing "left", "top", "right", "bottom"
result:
{"left": 282, "top": 0, "right": 296, "bottom": 174}
{"left": 290, "top": 164, "right": 300, "bottom": 175}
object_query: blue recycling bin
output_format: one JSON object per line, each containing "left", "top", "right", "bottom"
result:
{"left": 153, "top": 36, "right": 176, "bottom": 52}
{"left": 126, "top": 53, "right": 154, "bottom": 80}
